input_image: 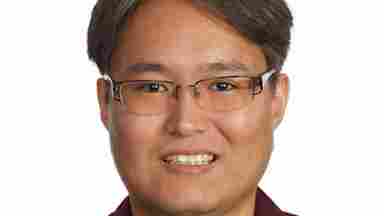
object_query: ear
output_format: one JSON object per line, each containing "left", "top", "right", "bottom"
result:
{"left": 271, "top": 73, "right": 290, "bottom": 130}
{"left": 96, "top": 78, "right": 111, "bottom": 131}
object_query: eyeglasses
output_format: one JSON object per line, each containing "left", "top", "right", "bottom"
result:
{"left": 103, "top": 68, "right": 277, "bottom": 115}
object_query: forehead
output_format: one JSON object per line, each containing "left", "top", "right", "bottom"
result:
{"left": 111, "top": 0, "right": 267, "bottom": 79}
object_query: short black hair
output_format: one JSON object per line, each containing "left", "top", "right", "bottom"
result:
{"left": 87, "top": 0, "right": 293, "bottom": 74}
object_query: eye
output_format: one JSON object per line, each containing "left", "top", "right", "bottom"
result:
{"left": 135, "top": 82, "right": 169, "bottom": 93}
{"left": 208, "top": 80, "right": 238, "bottom": 92}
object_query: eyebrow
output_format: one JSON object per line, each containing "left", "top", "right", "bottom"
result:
{"left": 125, "top": 63, "right": 165, "bottom": 74}
{"left": 123, "top": 61, "right": 254, "bottom": 77}
{"left": 200, "top": 61, "right": 253, "bottom": 75}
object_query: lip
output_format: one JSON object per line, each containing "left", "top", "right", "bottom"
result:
{"left": 160, "top": 155, "right": 219, "bottom": 175}
{"left": 159, "top": 148, "right": 222, "bottom": 174}
{"left": 160, "top": 149, "right": 220, "bottom": 161}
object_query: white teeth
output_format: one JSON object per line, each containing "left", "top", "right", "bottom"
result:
{"left": 164, "top": 154, "right": 215, "bottom": 165}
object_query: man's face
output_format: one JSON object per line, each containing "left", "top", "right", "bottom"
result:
{"left": 97, "top": 0, "right": 289, "bottom": 215}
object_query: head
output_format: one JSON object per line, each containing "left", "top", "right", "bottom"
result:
{"left": 88, "top": 0, "right": 293, "bottom": 215}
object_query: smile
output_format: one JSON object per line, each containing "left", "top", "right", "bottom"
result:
{"left": 161, "top": 153, "right": 219, "bottom": 174}
{"left": 163, "top": 154, "right": 216, "bottom": 165}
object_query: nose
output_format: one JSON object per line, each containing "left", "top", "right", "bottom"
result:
{"left": 164, "top": 85, "right": 208, "bottom": 137}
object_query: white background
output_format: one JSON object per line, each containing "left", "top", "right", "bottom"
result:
{"left": 0, "top": 0, "right": 383, "bottom": 215}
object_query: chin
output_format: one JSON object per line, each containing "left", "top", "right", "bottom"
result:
{"left": 134, "top": 188, "right": 222, "bottom": 216}
{"left": 157, "top": 196, "right": 219, "bottom": 216}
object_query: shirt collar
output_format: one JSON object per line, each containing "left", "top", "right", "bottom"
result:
{"left": 109, "top": 187, "right": 296, "bottom": 216}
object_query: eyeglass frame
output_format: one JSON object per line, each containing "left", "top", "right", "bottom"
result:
{"left": 102, "top": 67, "right": 278, "bottom": 106}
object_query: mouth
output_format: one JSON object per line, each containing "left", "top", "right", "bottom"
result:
{"left": 162, "top": 153, "right": 219, "bottom": 165}
{"left": 160, "top": 152, "right": 220, "bottom": 174}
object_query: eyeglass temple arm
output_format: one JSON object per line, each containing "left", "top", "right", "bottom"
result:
{"left": 261, "top": 68, "right": 278, "bottom": 85}
{"left": 102, "top": 74, "right": 120, "bottom": 101}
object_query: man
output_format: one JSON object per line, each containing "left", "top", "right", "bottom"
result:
{"left": 87, "top": 0, "right": 294, "bottom": 215}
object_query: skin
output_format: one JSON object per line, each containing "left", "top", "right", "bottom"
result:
{"left": 96, "top": 0, "right": 289, "bottom": 216}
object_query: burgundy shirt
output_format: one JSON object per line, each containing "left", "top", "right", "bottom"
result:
{"left": 109, "top": 187, "right": 297, "bottom": 216}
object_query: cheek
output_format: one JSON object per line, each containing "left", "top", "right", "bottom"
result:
{"left": 214, "top": 103, "right": 273, "bottom": 147}
{"left": 220, "top": 104, "right": 273, "bottom": 174}
{"left": 109, "top": 111, "right": 164, "bottom": 168}
{"left": 215, "top": 100, "right": 273, "bottom": 168}
{"left": 109, "top": 112, "right": 166, "bottom": 189}
{"left": 111, "top": 112, "right": 162, "bottom": 149}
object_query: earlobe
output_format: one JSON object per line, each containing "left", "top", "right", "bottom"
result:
{"left": 97, "top": 78, "right": 110, "bottom": 130}
{"left": 271, "top": 73, "right": 289, "bottom": 130}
